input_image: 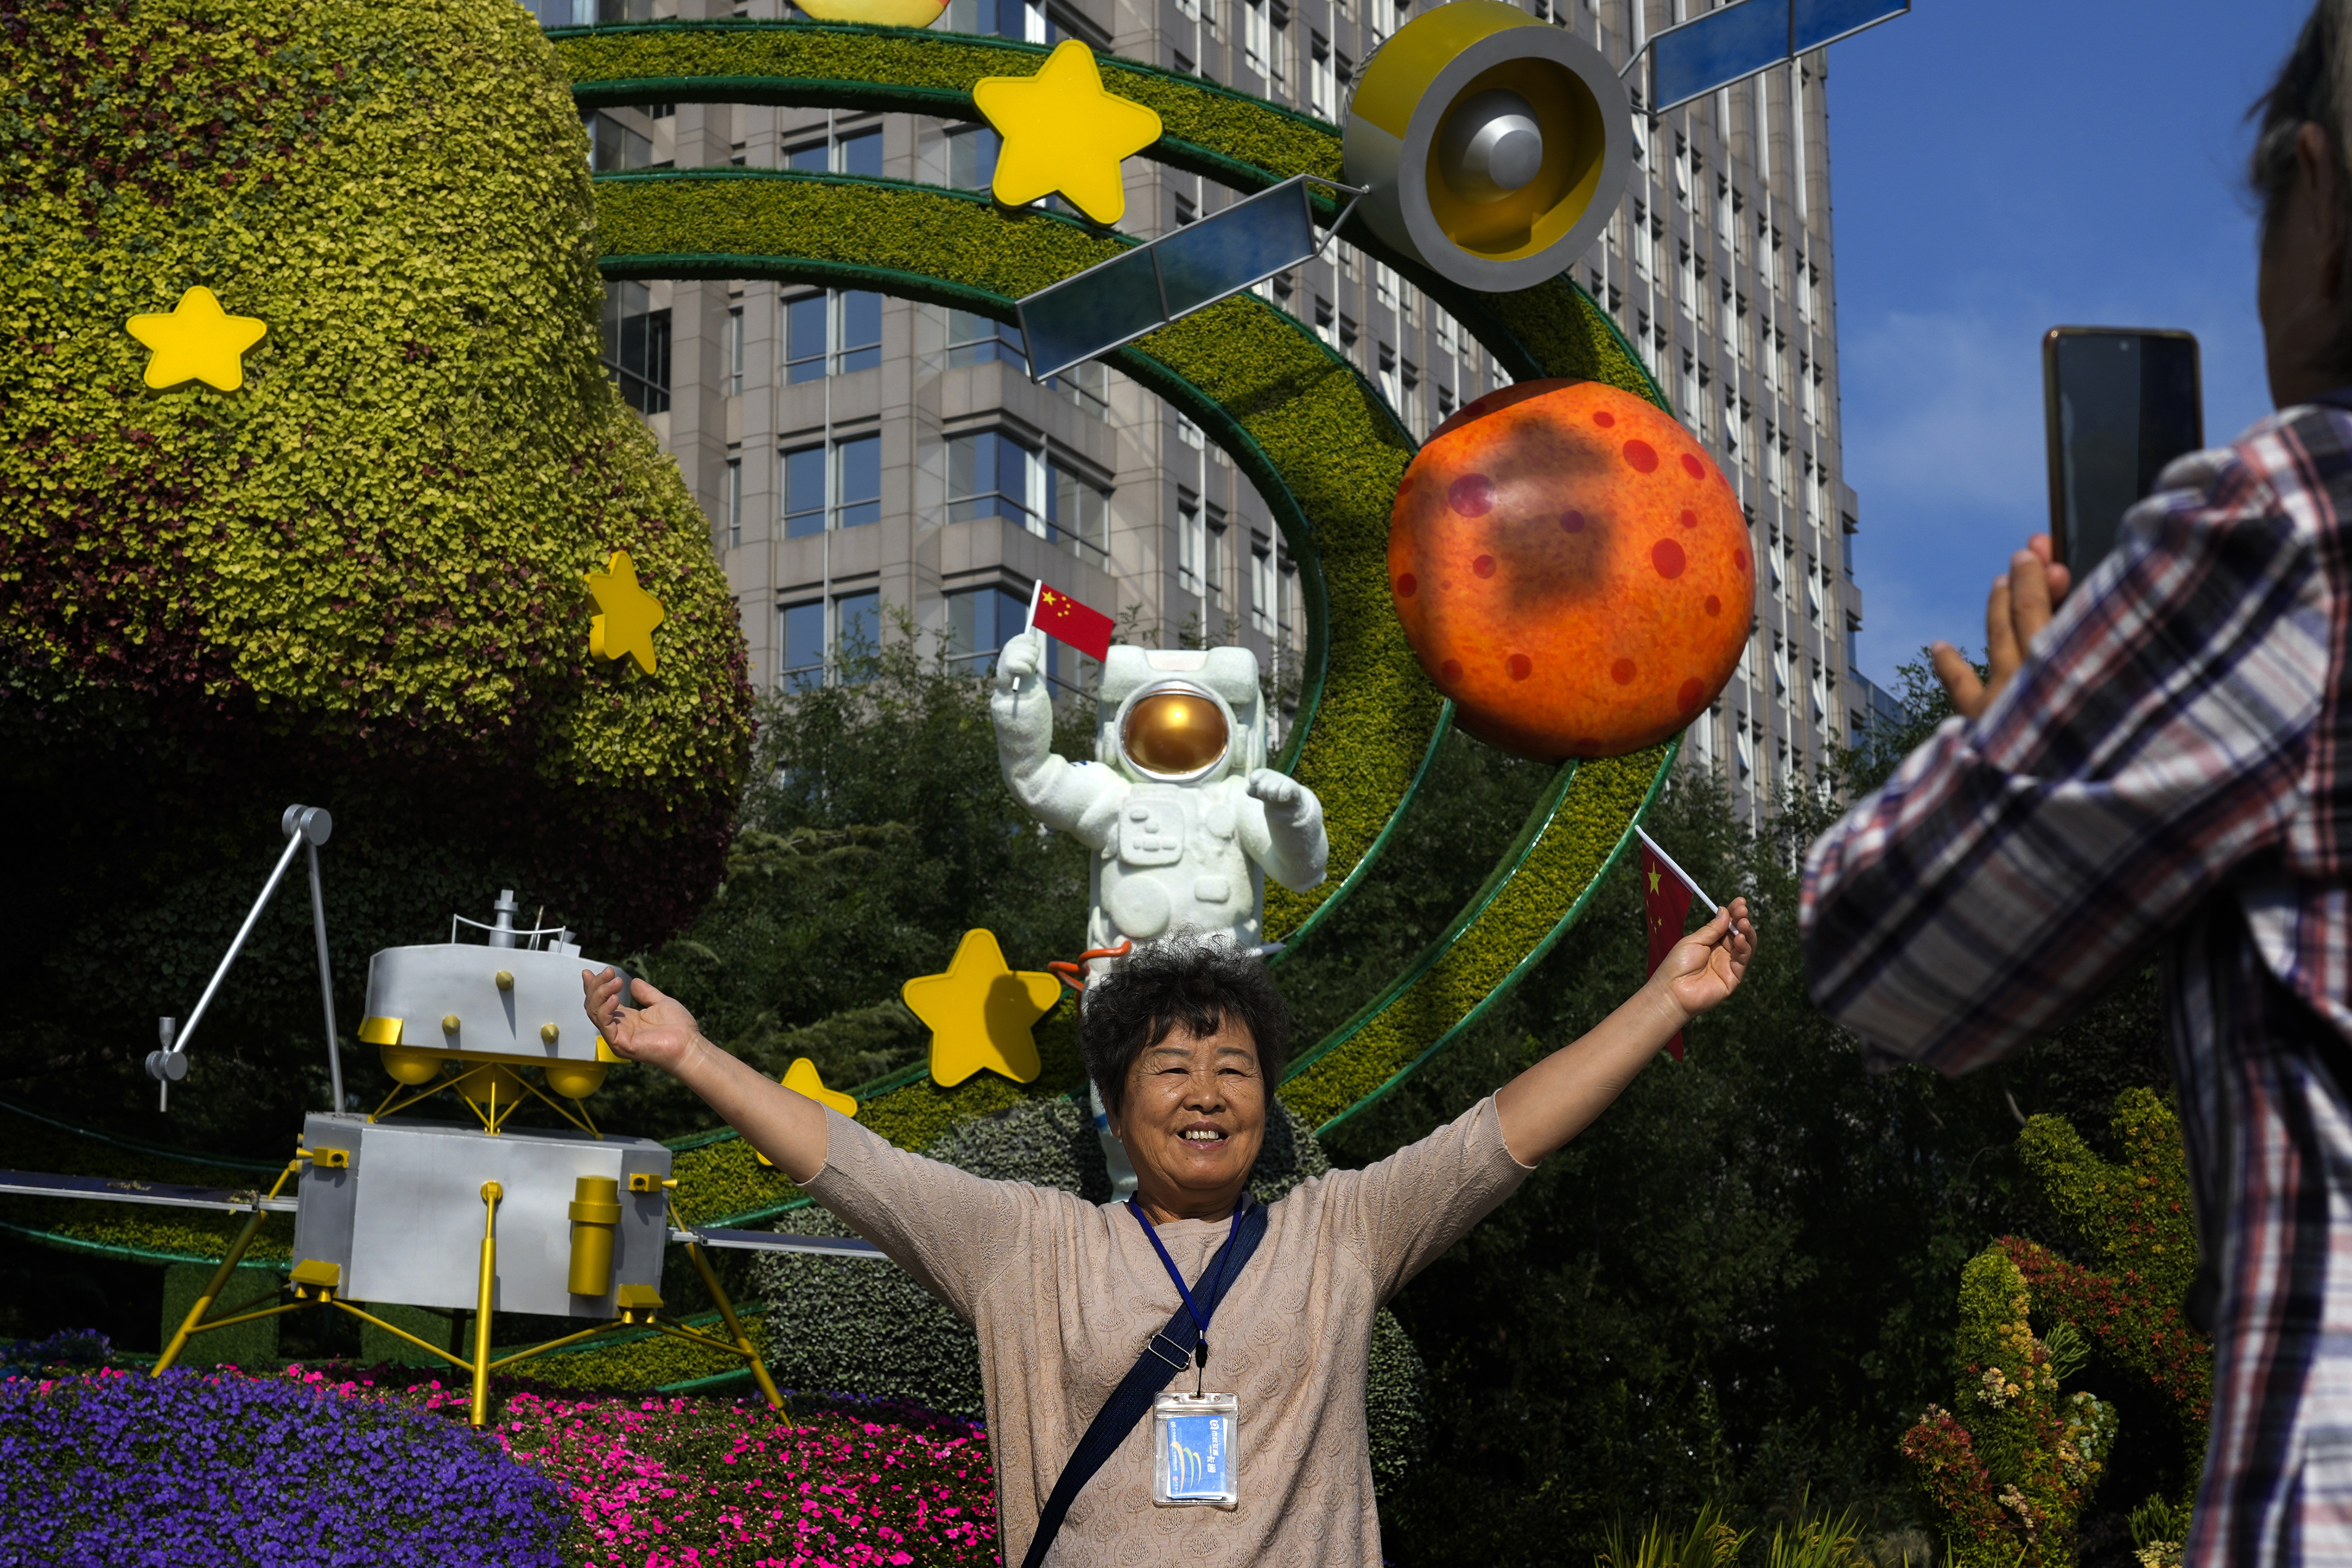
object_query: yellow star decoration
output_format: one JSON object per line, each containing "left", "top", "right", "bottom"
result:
{"left": 1648, "top": 867, "right": 1663, "bottom": 894}
{"left": 756, "top": 1058, "right": 860, "bottom": 1165}
{"left": 793, "top": 0, "right": 947, "bottom": 22}
{"left": 972, "top": 40, "right": 1163, "bottom": 227}
{"left": 125, "top": 286, "right": 267, "bottom": 392}
{"left": 782, "top": 1057, "right": 859, "bottom": 1117}
{"left": 903, "top": 928, "right": 1062, "bottom": 1087}
{"left": 583, "top": 549, "right": 666, "bottom": 675}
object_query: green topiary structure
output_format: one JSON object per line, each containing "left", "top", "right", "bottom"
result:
{"left": 0, "top": 0, "right": 752, "bottom": 1147}
{"left": 1901, "top": 1090, "right": 2209, "bottom": 1566}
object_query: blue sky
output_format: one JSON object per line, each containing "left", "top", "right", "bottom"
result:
{"left": 1825, "top": 0, "right": 2310, "bottom": 688}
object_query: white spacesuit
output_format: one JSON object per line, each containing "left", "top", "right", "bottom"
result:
{"left": 990, "top": 630, "right": 1329, "bottom": 967}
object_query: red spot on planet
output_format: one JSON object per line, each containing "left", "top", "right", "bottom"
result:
{"left": 1704, "top": 594, "right": 1721, "bottom": 616}
{"left": 1678, "top": 509, "right": 1698, "bottom": 529}
{"left": 1734, "top": 548, "right": 1752, "bottom": 574}
{"left": 1507, "top": 653, "right": 1532, "bottom": 680}
{"left": 1611, "top": 659, "right": 1638, "bottom": 685}
{"left": 1622, "top": 440, "right": 1658, "bottom": 473}
{"left": 1561, "top": 510, "right": 1586, "bottom": 533}
{"left": 1449, "top": 475, "right": 1495, "bottom": 516}
{"left": 1652, "top": 539, "right": 1686, "bottom": 579}
{"left": 1472, "top": 555, "right": 1496, "bottom": 579}
{"left": 1396, "top": 573, "right": 1417, "bottom": 597}
{"left": 1681, "top": 454, "right": 1705, "bottom": 479}
{"left": 1440, "top": 659, "right": 1463, "bottom": 683}
{"left": 1678, "top": 677, "right": 1706, "bottom": 711}
{"left": 1594, "top": 410, "right": 1616, "bottom": 428}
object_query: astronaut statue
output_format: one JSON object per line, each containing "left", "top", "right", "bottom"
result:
{"left": 991, "top": 629, "right": 1329, "bottom": 970}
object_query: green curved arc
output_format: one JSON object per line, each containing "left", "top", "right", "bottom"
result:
{"left": 1304, "top": 741, "right": 1680, "bottom": 1136}
{"left": 1265, "top": 701, "right": 1452, "bottom": 970}
{"left": 0, "top": 1217, "right": 286, "bottom": 1273}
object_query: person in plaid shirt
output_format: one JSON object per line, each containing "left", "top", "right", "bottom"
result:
{"left": 1802, "top": 4, "right": 2352, "bottom": 1560}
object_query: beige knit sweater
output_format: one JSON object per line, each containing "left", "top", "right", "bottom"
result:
{"left": 802, "top": 1096, "right": 1534, "bottom": 1566}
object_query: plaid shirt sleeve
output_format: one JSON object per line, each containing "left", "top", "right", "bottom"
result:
{"left": 1800, "top": 419, "right": 2335, "bottom": 1074}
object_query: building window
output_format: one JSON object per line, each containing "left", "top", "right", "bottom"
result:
{"left": 781, "top": 601, "right": 826, "bottom": 690}
{"left": 1205, "top": 506, "right": 1227, "bottom": 611}
{"left": 1177, "top": 494, "right": 1204, "bottom": 596}
{"left": 1339, "top": 315, "right": 1358, "bottom": 364}
{"left": 786, "top": 140, "right": 829, "bottom": 173}
{"left": 1176, "top": 412, "right": 1205, "bottom": 450}
{"left": 1242, "top": 0, "right": 1284, "bottom": 82}
{"left": 781, "top": 445, "right": 825, "bottom": 538}
{"left": 946, "top": 585, "right": 1034, "bottom": 676}
{"left": 947, "top": 0, "right": 1050, "bottom": 40}
{"left": 1402, "top": 361, "right": 1421, "bottom": 436}
{"left": 1251, "top": 545, "right": 1275, "bottom": 635}
{"left": 1374, "top": 261, "right": 1397, "bottom": 311}
{"left": 949, "top": 309, "right": 1025, "bottom": 369}
{"left": 1052, "top": 464, "right": 1111, "bottom": 566}
{"left": 724, "top": 454, "right": 743, "bottom": 548}
{"left": 783, "top": 290, "right": 883, "bottom": 382}
{"left": 835, "top": 434, "right": 882, "bottom": 527}
{"left": 836, "top": 128, "right": 882, "bottom": 178}
{"left": 587, "top": 113, "right": 653, "bottom": 172}
{"left": 948, "top": 430, "right": 1047, "bottom": 529}
{"left": 948, "top": 124, "right": 1001, "bottom": 190}
{"left": 780, "top": 435, "right": 881, "bottom": 537}
{"left": 1309, "top": 36, "right": 1335, "bottom": 119}
{"left": 725, "top": 306, "right": 744, "bottom": 396}
{"left": 1377, "top": 345, "right": 1399, "bottom": 416}
{"left": 835, "top": 590, "right": 881, "bottom": 671}
{"left": 601, "top": 281, "right": 670, "bottom": 415}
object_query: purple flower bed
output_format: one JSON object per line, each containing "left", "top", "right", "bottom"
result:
{"left": 0, "top": 1366, "right": 570, "bottom": 1568}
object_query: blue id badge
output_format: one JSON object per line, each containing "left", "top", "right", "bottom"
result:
{"left": 1151, "top": 1390, "right": 1239, "bottom": 1508}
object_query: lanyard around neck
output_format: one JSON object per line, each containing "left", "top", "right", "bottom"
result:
{"left": 1127, "top": 1195, "right": 1249, "bottom": 1370}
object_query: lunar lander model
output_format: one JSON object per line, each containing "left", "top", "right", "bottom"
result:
{"left": 147, "top": 806, "right": 782, "bottom": 1424}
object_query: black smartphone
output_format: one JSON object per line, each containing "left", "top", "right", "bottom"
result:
{"left": 2042, "top": 327, "right": 2203, "bottom": 575}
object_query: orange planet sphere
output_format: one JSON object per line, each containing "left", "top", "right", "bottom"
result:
{"left": 1389, "top": 378, "right": 1754, "bottom": 761}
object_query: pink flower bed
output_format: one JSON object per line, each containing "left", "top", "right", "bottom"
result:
{"left": 284, "top": 1367, "right": 1000, "bottom": 1568}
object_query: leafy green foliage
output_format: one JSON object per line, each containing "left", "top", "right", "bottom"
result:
{"left": 1, "top": 0, "right": 750, "bottom": 1155}
{"left": 1899, "top": 1247, "right": 2119, "bottom": 1568}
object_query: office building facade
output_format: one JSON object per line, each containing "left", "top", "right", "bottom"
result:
{"left": 554, "top": 0, "right": 1867, "bottom": 820}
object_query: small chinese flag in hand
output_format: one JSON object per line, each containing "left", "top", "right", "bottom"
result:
{"left": 1030, "top": 581, "right": 1115, "bottom": 662}
{"left": 1641, "top": 838, "right": 1698, "bottom": 1062}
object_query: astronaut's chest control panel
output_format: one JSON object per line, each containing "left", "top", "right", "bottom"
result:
{"left": 1103, "top": 785, "right": 1252, "bottom": 940}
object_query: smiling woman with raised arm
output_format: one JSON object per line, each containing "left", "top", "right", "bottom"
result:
{"left": 582, "top": 905, "right": 1751, "bottom": 1568}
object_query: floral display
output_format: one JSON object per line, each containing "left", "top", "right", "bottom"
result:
{"left": 0, "top": 1360, "right": 998, "bottom": 1568}
{"left": 0, "top": 1366, "right": 570, "bottom": 1567}
{"left": 490, "top": 1386, "right": 999, "bottom": 1567}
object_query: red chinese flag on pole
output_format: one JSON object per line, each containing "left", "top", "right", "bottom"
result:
{"left": 1641, "top": 837, "right": 1697, "bottom": 1062}
{"left": 1028, "top": 580, "right": 1115, "bottom": 662}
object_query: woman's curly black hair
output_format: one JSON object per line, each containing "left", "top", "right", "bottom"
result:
{"left": 1080, "top": 934, "right": 1292, "bottom": 1120}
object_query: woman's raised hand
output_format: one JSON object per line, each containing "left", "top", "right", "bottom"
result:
{"left": 1656, "top": 897, "right": 1755, "bottom": 1020}
{"left": 581, "top": 967, "right": 701, "bottom": 1075}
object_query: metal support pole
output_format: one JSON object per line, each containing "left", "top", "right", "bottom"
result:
{"left": 686, "top": 1238, "right": 783, "bottom": 1410}
{"left": 152, "top": 804, "right": 334, "bottom": 1112}
{"left": 305, "top": 839, "right": 344, "bottom": 1112}
{"left": 470, "top": 1181, "right": 502, "bottom": 1428}
{"left": 153, "top": 1205, "right": 272, "bottom": 1375}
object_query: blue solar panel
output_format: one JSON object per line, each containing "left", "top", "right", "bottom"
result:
{"left": 1017, "top": 175, "right": 1331, "bottom": 382}
{"left": 1792, "top": 0, "right": 1906, "bottom": 52}
{"left": 1651, "top": 0, "right": 1788, "bottom": 113}
{"left": 1156, "top": 182, "right": 1317, "bottom": 316}
{"left": 1647, "top": 0, "right": 1905, "bottom": 113}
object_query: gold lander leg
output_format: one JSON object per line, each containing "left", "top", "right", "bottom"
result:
{"left": 153, "top": 1160, "right": 309, "bottom": 1376}
{"left": 470, "top": 1180, "right": 502, "bottom": 1427}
